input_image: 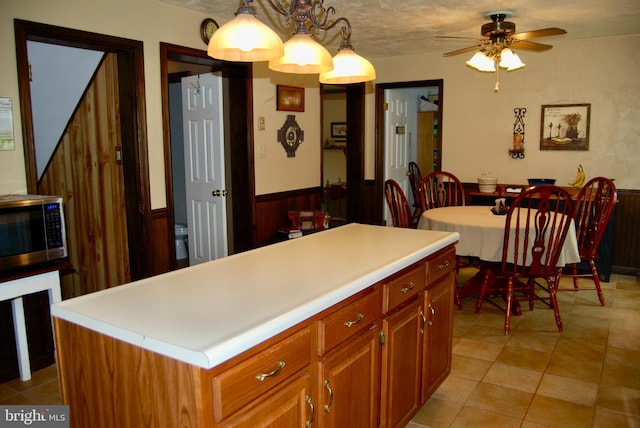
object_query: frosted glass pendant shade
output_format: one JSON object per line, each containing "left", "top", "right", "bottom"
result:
{"left": 269, "top": 33, "right": 333, "bottom": 74}
{"left": 499, "top": 48, "right": 525, "bottom": 71}
{"left": 466, "top": 51, "right": 496, "bottom": 72}
{"left": 319, "top": 47, "right": 376, "bottom": 84}
{"left": 208, "top": 13, "right": 283, "bottom": 62}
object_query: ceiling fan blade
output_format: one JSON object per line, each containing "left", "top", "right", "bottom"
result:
{"left": 510, "top": 39, "right": 553, "bottom": 51}
{"left": 443, "top": 44, "right": 487, "bottom": 57}
{"left": 511, "top": 28, "right": 567, "bottom": 40}
{"left": 436, "top": 36, "right": 485, "bottom": 41}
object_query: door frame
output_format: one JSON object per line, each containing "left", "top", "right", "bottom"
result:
{"left": 159, "top": 43, "right": 255, "bottom": 267}
{"left": 375, "top": 80, "right": 444, "bottom": 225}
{"left": 14, "top": 19, "right": 152, "bottom": 280}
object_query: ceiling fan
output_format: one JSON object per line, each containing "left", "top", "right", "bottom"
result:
{"left": 439, "top": 11, "right": 567, "bottom": 58}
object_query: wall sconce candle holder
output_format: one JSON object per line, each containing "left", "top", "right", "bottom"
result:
{"left": 509, "top": 107, "right": 526, "bottom": 159}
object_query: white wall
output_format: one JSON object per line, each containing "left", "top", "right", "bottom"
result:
{"left": 368, "top": 35, "right": 640, "bottom": 189}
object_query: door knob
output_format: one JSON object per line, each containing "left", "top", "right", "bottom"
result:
{"left": 212, "top": 189, "right": 221, "bottom": 197}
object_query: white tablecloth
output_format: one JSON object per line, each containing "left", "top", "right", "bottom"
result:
{"left": 418, "top": 206, "right": 580, "bottom": 266}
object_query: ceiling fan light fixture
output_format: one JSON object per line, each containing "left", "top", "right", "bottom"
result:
{"left": 319, "top": 45, "right": 376, "bottom": 84}
{"left": 499, "top": 48, "right": 525, "bottom": 71}
{"left": 208, "top": 8, "right": 283, "bottom": 62}
{"left": 466, "top": 51, "right": 496, "bottom": 72}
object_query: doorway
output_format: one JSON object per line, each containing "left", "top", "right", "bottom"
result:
{"left": 14, "top": 20, "right": 151, "bottom": 295}
{"left": 160, "top": 43, "right": 255, "bottom": 269}
{"left": 375, "top": 80, "right": 444, "bottom": 226}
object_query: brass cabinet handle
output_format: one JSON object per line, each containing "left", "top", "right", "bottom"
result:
{"left": 428, "top": 303, "right": 435, "bottom": 326}
{"left": 305, "top": 395, "right": 314, "bottom": 428}
{"left": 420, "top": 310, "right": 426, "bottom": 335}
{"left": 438, "top": 260, "right": 450, "bottom": 270}
{"left": 324, "top": 380, "right": 334, "bottom": 413}
{"left": 401, "top": 281, "right": 416, "bottom": 293}
{"left": 344, "top": 313, "right": 364, "bottom": 328}
{"left": 255, "top": 360, "right": 285, "bottom": 382}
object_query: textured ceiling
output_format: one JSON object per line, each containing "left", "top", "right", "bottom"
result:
{"left": 157, "top": 0, "right": 640, "bottom": 59}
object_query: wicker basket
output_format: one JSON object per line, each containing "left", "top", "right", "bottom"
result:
{"left": 478, "top": 174, "right": 498, "bottom": 193}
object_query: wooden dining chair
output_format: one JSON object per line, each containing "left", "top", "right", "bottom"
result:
{"left": 475, "top": 185, "right": 574, "bottom": 334}
{"left": 384, "top": 179, "right": 414, "bottom": 228}
{"left": 407, "top": 162, "right": 423, "bottom": 225}
{"left": 417, "top": 171, "right": 465, "bottom": 211}
{"left": 559, "top": 177, "right": 617, "bottom": 305}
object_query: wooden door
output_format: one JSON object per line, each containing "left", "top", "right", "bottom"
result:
{"left": 318, "top": 324, "right": 380, "bottom": 428}
{"left": 421, "top": 274, "right": 454, "bottom": 401}
{"left": 39, "top": 53, "right": 130, "bottom": 297}
{"left": 181, "top": 73, "right": 228, "bottom": 265}
{"left": 380, "top": 298, "right": 423, "bottom": 428}
{"left": 417, "top": 112, "right": 435, "bottom": 176}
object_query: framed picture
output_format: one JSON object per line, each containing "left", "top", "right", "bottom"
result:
{"left": 540, "top": 103, "right": 591, "bottom": 150}
{"left": 276, "top": 85, "right": 305, "bottom": 112}
{"left": 331, "top": 122, "right": 347, "bottom": 138}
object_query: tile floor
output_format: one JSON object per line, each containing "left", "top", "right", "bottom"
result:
{"left": 407, "top": 270, "right": 640, "bottom": 428}
{"left": 0, "top": 271, "right": 638, "bottom": 427}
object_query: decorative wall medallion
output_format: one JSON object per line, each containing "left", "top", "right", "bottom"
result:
{"left": 278, "top": 115, "right": 304, "bottom": 157}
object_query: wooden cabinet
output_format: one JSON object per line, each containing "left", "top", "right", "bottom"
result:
{"left": 54, "top": 242, "right": 457, "bottom": 428}
{"left": 380, "top": 297, "right": 423, "bottom": 428}
{"left": 220, "top": 372, "right": 313, "bottom": 428}
{"left": 317, "top": 324, "right": 381, "bottom": 428}
{"left": 421, "top": 271, "right": 455, "bottom": 401}
{"left": 417, "top": 111, "right": 437, "bottom": 174}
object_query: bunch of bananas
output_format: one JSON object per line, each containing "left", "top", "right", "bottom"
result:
{"left": 569, "top": 164, "right": 586, "bottom": 187}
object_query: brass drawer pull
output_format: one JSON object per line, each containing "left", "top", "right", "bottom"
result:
{"left": 438, "top": 260, "right": 450, "bottom": 270}
{"left": 344, "top": 313, "right": 364, "bottom": 328}
{"left": 255, "top": 360, "right": 285, "bottom": 382}
{"left": 401, "top": 281, "right": 416, "bottom": 293}
{"left": 324, "top": 380, "right": 334, "bottom": 413}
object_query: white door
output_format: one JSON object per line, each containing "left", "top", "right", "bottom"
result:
{"left": 383, "top": 89, "right": 410, "bottom": 226}
{"left": 182, "top": 73, "right": 228, "bottom": 265}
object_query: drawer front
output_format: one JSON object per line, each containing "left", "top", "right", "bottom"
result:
{"left": 211, "top": 327, "right": 311, "bottom": 422}
{"left": 318, "top": 288, "right": 382, "bottom": 355}
{"left": 426, "top": 247, "right": 456, "bottom": 285}
{"left": 383, "top": 264, "right": 426, "bottom": 312}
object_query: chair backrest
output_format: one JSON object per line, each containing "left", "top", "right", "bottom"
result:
{"left": 418, "top": 171, "right": 465, "bottom": 211}
{"left": 574, "top": 177, "right": 617, "bottom": 259}
{"left": 501, "top": 185, "right": 574, "bottom": 277}
{"left": 384, "top": 179, "right": 413, "bottom": 228}
{"left": 408, "top": 162, "right": 422, "bottom": 205}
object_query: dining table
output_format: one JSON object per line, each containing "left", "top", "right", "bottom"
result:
{"left": 417, "top": 205, "right": 581, "bottom": 300}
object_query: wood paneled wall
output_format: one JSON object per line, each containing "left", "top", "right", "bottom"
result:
{"left": 612, "top": 189, "right": 640, "bottom": 275}
{"left": 255, "top": 188, "right": 324, "bottom": 246}
{"left": 39, "top": 54, "right": 130, "bottom": 298}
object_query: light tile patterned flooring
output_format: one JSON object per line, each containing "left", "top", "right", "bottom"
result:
{"left": 0, "top": 271, "right": 638, "bottom": 428}
{"left": 407, "top": 270, "right": 640, "bottom": 428}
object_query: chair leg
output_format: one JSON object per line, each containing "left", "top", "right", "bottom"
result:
{"left": 475, "top": 268, "right": 492, "bottom": 313}
{"left": 589, "top": 259, "right": 606, "bottom": 306}
{"left": 504, "top": 278, "right": 514, "bottom": 335}
{"left": 571, "top": 263, "right": 579, "bottom": 289}
{"left": 453, "top": 276, "right": 462, "bottom": 309}
{"left": 547, "top": 275, "right": 563, "bottom": 332}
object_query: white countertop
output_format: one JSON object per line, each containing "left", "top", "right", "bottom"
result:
{"left": 51, "top": 223, "right": 458, "bottom": 369}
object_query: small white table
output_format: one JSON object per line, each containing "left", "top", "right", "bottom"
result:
{"left": 418, "top": 205, "right": 580, "bottom": 265}
{"left": 0, "top": 270, "right": 62, "bottom": 381}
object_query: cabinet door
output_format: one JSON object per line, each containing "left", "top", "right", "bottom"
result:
{"left": 318, "top": 324, "right": 380, "bottom": 428}
{"left": 421, "top": 272, "right": 454, "bottom": 401}
{"left": 380, "top": 298, "right": 423, "bottom": 428}
{"left": 221, "top": 371, "right": 313, "bottom": 428}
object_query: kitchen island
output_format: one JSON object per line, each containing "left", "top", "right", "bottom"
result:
{"left": 52, "top": 223, "right": 459, "bottom": 427}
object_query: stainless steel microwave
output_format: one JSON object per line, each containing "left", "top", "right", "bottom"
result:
{"left": 0, "top": 194, "right": 67, "bottom": 271}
